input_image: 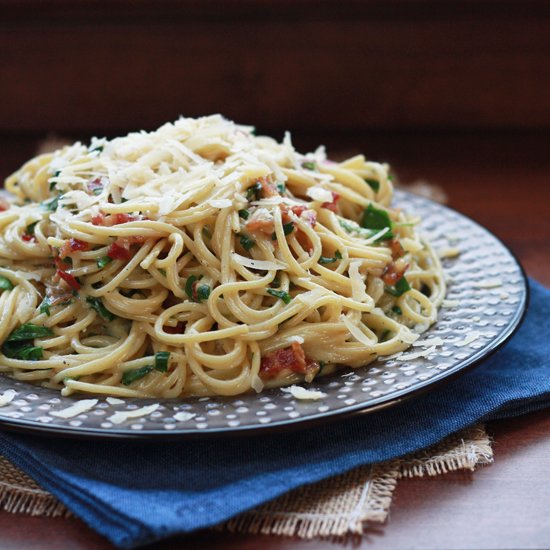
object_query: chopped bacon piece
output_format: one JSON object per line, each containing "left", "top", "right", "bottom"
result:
{"left": 107, "top": 241, "right": 131, "bottom": 260}
{"left": 245, "top": 218, "right": 274, "bottom": 235}
{"left": 91, "top": 212, "right": 106, "bottom": 226}
{"left": 111, "top": 213, "right": 138, "bottom": 225}
{"left": 260, "top": 342, "right": 320, "bottom": 381}
{"left": 0, "top": 197, "right": 10, "bottom": 212}
{"left": 59, "top": 238, "right": 90, "bottom": 259}
{"left": 22, "top": 233, "right": 36, "bottom": 242}
{"left": 321, "top": 192, "right": 340, "bottom": 212}
{"left": 389, "top": 239, "right": 405, "bottom": 260}
{"left": 382, "top": 259, "right": 409, "bottom": 286}
{"left": 258, "top": 177, "right": 279, "bottom": 198}
{"left": 56, "top": 269, "right": 80, "bottom": 290}
{"left": 163, "top": 322, "right": 185, "bottom": 334}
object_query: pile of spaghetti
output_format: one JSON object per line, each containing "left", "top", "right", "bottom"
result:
{"left": 0, "top": 115, "right": 445, "bottom": 398}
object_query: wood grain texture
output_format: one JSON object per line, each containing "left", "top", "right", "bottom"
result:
{"left": 1, "top": 1, "right": 549, "bottom": 133}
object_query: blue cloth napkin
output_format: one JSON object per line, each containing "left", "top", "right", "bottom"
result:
{"left": 0, "top": 278, "right": 548, "bottom": 549}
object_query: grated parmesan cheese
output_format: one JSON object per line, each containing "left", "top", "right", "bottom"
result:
{"left": 412, "top": 337, "right": 445, "bottom": 347}
{"left": 281, "top": 385, "right": 327, "bottom": 400}
{"left": 106, "top": 397, "right": 125, "bottom": 405}
{"left": 0, "top": 389, "right": 17, "bottom": 407}
{"left": 173, "top": 411, "right": 196, "bottom": 422}
{"left": 438, "top": 247, "right": 461, "bottom": 259}
{"left": 306, "top": 186, "right": 333, "bottom": 203}
{"left": 108, "top": 404, "right": 160, "bottom": 425}
{"left": 474, "top": 279, "right": 502, "bottom": 289}
{"left": 209, "top": 198, "right": 233, "bottom": 208}
{"left": 455, "top": 332, "right": 482, "bottom": 347}
{"left": 50, "top": 399, "right": 98, "bottom": 419}
{"left": 394, "top": 345, "right": 437, "bottom": 361}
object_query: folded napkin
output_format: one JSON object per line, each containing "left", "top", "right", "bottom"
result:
{"left": 0, "top": 278, "right": 547, "bottom": 549}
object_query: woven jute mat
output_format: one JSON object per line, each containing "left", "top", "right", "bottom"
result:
{"left": 0, "top": 425, "right": 492, "bottom": 539}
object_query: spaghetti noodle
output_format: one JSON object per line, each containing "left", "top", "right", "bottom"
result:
{"left": 0, "top": 115, "right": 445, "bottom": 398}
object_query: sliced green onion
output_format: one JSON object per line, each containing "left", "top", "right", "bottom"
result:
{"left": 283, "top": 222, "right": 294, "bottom": 235}
{"left": 267, "top": 288, "right": 292, "bottom": 304}
{"left": 386, "top": 277, "right": 411, "bottom": 297}
{"left": 154, "top": 351, "right": 170, "bottom": 373}
{"left": 0, "top": 276, "right": 14, "bottom": 292}
{"left": 122, "top": 366, "right": 153, "bottom": 386}
{"left": 96, "top": 256, "right": 112, "bottom": 269}
{"left": 364, "top": 178, "right": 380, "bottom": 192}
{"left": 239, "top": 234, "right": 255, "bottom": 251}
{"left": 86, "top": 296, "right": 115, "bottom": 321}
{"left": 196, "top": 284, "right": 211, "bottom": 302}
{"left": 41, "top": 195, "right": 60, "bottom": 212}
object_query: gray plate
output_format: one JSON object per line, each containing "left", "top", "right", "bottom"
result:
{"left": 0, "top": 190, "right": 528, "bottom": 439}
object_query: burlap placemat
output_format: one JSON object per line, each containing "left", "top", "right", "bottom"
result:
{"left": 0, "top": 425, "right": 492, "bottom": 539}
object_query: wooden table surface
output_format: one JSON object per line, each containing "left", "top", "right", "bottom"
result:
{"left": 0, "top": 131, "right": 549, "bottom": 549}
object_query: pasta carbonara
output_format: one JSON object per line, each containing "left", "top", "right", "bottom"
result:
{"left": 0, "top": 115, "right": 445, "bottom": 398}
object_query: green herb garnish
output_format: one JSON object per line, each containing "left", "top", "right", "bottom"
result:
{"left": 239, "top": 234, "right": 255, "bottom": 251}
{"left": 392, "top": 305, "right": 403, "bottom": 315}
{"left": 39, "top": 297, "right": 51, "bottom": 316}
{"left": 122, "top": 366, "right": 153, "bottom": 386}
{"left": 0, "top": 276, "right": 14, "bottom": 292}
{"left": 158, "top": 268, "right": 167, "bottom": 277}
{"left": 386, "top": 277, "right": 411, "bottom": 297}
{"left": 364, "top": 178, "right": 380, "bottom": 192}
{"left": 154, "top": 351, "right": 170, "bottom": 373}
{"left": 277, "top": 182, "right": 286, "bottom": 194}
{"left": 283, "top": 222, "right": 294, "bottom": 235}
{"left": 196, "top": 284, "right": 211, "bottom": 302}
{"left": 1, "top": 323, "right": 53, "bottom": 361}
{"left": 6, "top": 323, "right": 53, "bottom": 342}
{"left": 41, "top": 195, "right": 61, "bottom": 212}
{"left": 86, "top": 296, "right": 115, "bottom": 321}
{"left": 26, "top": 221, "right": 38, "bottom": 236}
{"left": 267, "top": 288, "right": 292, "bottom": 304}
{"left": 361, "top": 203, "right": 394, "bottom": 240}
{"left": 238, "top": 209, "right": 250, "bottom": 220}
{"left": 96, "top": 256, "right": 112, "bottom": 269}
{"left": 302, "top": 161, "right": 316, "bottom": 171}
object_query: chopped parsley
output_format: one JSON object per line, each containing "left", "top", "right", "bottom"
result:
{"left": 39, "top": 297, "right": 52, "bottom": 316}
{"left": 267, "top": 288, "right": 292, "bottom": 304}
{"left": 86, "top": 296, "right": 115, "bottom": 321}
